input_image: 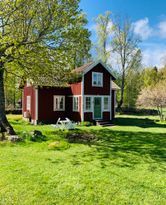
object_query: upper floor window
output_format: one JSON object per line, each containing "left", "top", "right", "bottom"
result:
{"left": 53, "top": 96, "right": 65, "bottom": 111}
{"left": 92, "top": 72, "right": 103, "bottom": 87}
{"left": 73, "top": 96, "right": 79, "bottom": 112}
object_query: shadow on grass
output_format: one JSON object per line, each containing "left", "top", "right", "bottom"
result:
{"left": 113, "top": 117, "right": 166, "bottom": 129}
{"left": 70, "top": 129, "right": 166, "bottom": 171}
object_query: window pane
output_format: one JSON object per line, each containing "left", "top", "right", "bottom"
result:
{"left": 92, "top": 72, "right": 103, "bottom": 86}
{"left": 93, "top": 73, "right": 97, "bottom": 85}
{"left": 26, "top": 96, "right": 31, "bottom": 110}
{"left": 56, "top": 98, "right": 58, "bottom": 110}
{"left": 73, "top": 97, "right": 79, "bottom": 111}
{"left": 98, "top": 74, "right": 102, "bottom": 85}
{"left": 85, "top": 97, "right": 91, "bottom": 111}
{"left": 104, "top": 97, "right": 109, "bottom": 110}
{"left": 54, "top": 96, "right": 65, "bottom": 111}
{"left": 59, "top": 97, "right": 64, "bottom": 109}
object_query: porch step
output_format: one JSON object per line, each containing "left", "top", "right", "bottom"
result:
{"left": 95, "top": 120, "right": 114, "bottom": 127}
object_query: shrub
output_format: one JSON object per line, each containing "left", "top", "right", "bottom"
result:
{"left": 66, "top": 131, "right": 96, "bottom": 143}
{"left": 21, "top": 130, "right": 46, "bottom": 142}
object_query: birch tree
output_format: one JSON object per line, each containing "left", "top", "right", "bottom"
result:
{"left": 112, "top": 18, "right": 141, "bottom": 109}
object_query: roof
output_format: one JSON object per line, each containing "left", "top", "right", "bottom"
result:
{"left": 112, "top": 81, "right": 121, "bottom": 90}
{"left": 75, "top": 60, "right": 116, "bottom": 80}
{"left": 74, "top": 62, "right": 94, "bottom": 73}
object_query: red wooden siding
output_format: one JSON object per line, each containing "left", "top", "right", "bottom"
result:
{"left": 66, "top": 96, "right": 82, "bottom": 122}
{"left": 38, "top": 87, "right": 68, "bottom": 123}
{"left": 103, "top": 112, "right": 110, "bottom": 121}
{"left": 84, "top": 112, "right": 93, "bottom": 121}
{"left": 23, "top": 86, "right": 36, "bottom": 120}
{"left": 37, "top": 86, "right": 82, "bottom": 123}
{"left": 84, "top": 64, "right": 111, "bottom": 95}
{"left": 69, "top": 82, "right": 82, "bottom": 95}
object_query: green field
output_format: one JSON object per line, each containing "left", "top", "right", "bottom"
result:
{"left": 0, "top": 115, "right": 166, "bottom": 205}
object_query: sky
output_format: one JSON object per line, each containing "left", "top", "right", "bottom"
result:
{"left": 79, "top": 0, "right": 166, "bottom": 68}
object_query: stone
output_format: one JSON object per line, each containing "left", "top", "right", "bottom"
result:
{"left": 8, "top": 135, "right": 22, "bottom": 142}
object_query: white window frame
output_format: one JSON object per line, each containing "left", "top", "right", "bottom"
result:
{"left": 92, "top": 72, "right": 103, "bottom": 87}
{"left": 53, "top": 96, "right": 65, "bottom": 111}
{"left": 26, "top": 96, "right": 31, "bottom": 111}
{"left": 73, "top": 96, "right": 79, "bottom": 112}
{"left": 85, "top": 97, "right": 92, "bottom": 112}
{"left": 103, "top": 96, "right": 109, "bottom": 111}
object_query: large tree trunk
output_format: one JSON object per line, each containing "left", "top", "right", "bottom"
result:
{"left": 0, "top": 67, "right": 16, "bottom": 135}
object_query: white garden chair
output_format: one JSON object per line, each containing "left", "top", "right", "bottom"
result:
{"left": 51, "top": 118, "right": 76, "bottom": 130}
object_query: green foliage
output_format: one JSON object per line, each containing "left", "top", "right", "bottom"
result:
{"left": 95, "top": 11, "right": 112, "bottom": 64}
{"left": 0, "top": 0, "right": 91, "bottom": 84}
{"left": 0, "top": 114, "right": 165, "bottom": 204}
{"left": 79, "top": 121, "right": 93, "bottom": 126}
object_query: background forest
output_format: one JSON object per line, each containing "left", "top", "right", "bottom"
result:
{"left": 4, "top": 9, "right": 166, "bottom": 119}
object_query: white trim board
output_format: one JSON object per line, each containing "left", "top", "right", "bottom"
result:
{"left": 82, "top": 60, "right": 116, "bottom": 80}
{"left": 83, "top": 95, "right": 111, "bottom": 120}
{"left": 35, "top": 88, "right": 38, "bottom": 125}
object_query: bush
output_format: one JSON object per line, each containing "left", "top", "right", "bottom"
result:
{"left": 117, "top": 107, "right": 158, "bottom": 116}
{"left": 21, "top": 130, "right": 46, "bottom": 142}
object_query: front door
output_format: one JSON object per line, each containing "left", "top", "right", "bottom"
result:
{"left": 94, "top": 97, "right": 102, "bottom": 119}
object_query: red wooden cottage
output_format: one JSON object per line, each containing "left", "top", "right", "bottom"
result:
{"left": 23, "top": 61, "right": 120, "bottom": 124}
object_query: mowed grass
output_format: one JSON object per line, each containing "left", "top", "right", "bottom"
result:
{"left": 0, "top": 115, "right": 166, "bottom": 205}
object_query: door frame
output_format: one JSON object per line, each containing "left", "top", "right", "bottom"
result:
{"left": 93, "top": 96, "right": 102, "bottom": 120}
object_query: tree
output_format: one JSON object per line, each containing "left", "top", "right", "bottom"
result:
{"left": 141, "top": 67, "right": 159, "bottom": 88}
{"left": 137, "top": 81, "right": 166, "bottom": 121}
{"left": 95, "top": 11, "right": 112, "bottom": 64}
{"left": 112, "top": 17, "right": 141, "bottom": 109}
{"left": 124, "top": 69, "right": 142, "bottom": 108}
{"left": 0, "top": 0, "right": 91, "bottom": 135}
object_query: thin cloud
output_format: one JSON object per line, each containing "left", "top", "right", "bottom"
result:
{"left": 142, "top": 43, "right": 166, "bottom": 68}
{"left": 158, "top": 20, "right": 166, "bottom": 38}
{"left": 132, "top": 17, "right": 153, "bottom": 40}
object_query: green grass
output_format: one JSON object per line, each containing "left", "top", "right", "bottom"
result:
{"left": 0, "top": 115, "right": 166, "bottom": 205}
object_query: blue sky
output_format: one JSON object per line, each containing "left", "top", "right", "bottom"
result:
{"left": 80, "top": 0, "right": 166, "bottom": 67}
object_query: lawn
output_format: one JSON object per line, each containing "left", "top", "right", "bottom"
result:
{"left": 0, "top": 115, "right": 166, "bottom": 205}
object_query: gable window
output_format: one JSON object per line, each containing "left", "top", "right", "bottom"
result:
{"left": 73, "top": 97, "right": 79, "bottom": 112}
{"left": 92, "top": 72, "right": 103, "bottom": 87}
{"left": 85, "top": 97, "right": 92, "bottom": 111}
{"left": 104, "top": 97, "right": 109, "bottom": 111}
{"left": 26, "top": 96, "right": 31, "bottom": 111}
{"left": 53, "top": 96, "right": 65, "bottom": 111}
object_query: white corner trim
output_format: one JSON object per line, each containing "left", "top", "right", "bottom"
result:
{"left": 81, "top": 76, "right": 84, "bottom": 121}
{"left": 35, "top": 88, "right": 38, "bottom": 122}
{"left": 110, "top": 78, "right": 112, "bottom": 120}
{"left": 83, "top": 60, "right": 115, "bottom": 79}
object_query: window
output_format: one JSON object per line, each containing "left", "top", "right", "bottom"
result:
{"left": 26, "top": 96, "right": 31, "bottom": 111}
{"left": 92, "top": 72, "right": 103, "bottom": 87}
{"left": 85, "top": 97, "right": 91, "bottom": 111}
{"left": 104, "top": 97, "right": 109, "bottom": 111}
{"left": 73, "top": 97, "right": 79, "bottom": 112}
{"left": 53, "top": 96, "right": 65, "bottom": 111}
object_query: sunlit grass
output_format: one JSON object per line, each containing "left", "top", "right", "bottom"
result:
{"left": 0, "top": 114, "right": 165, "bottom": 205}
